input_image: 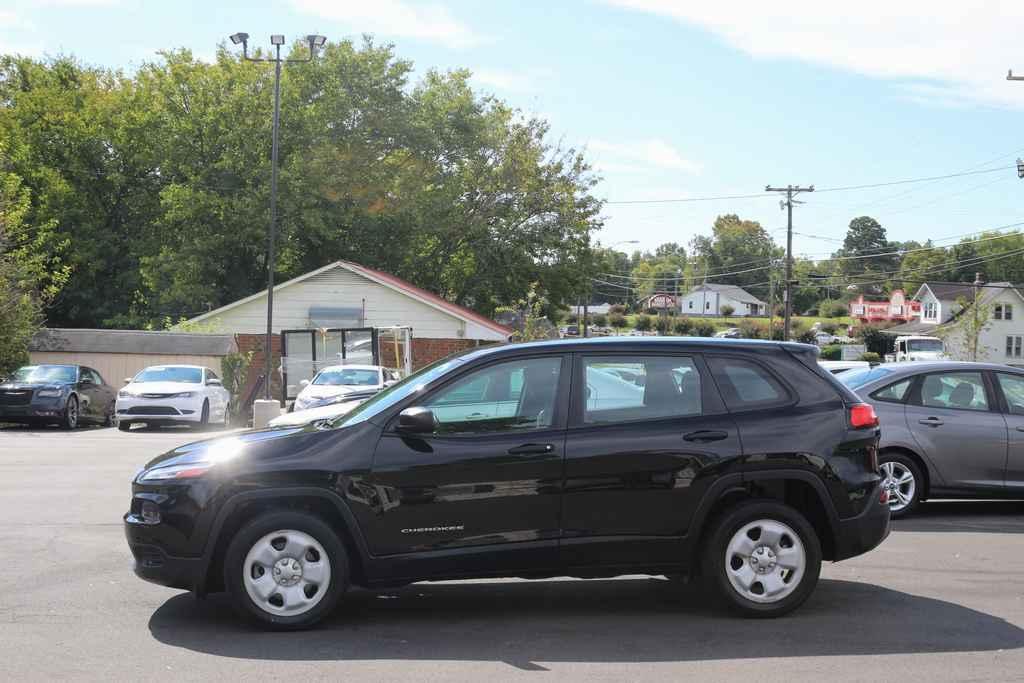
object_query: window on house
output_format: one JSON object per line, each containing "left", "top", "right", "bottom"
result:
{"left": 705, "top": 301, "right": 710, "bottom": 310}
{"left": 1007, "top": 336, "right": 1023, "bottom": 359}
{"left": 923, "top": 302, "right": 937, "bottom": 320}
{"left": 996, "top": 304, "right": 1013, "bottom": 320}
{"left": 688, "top": 301, "right": 693, "bottom": 309}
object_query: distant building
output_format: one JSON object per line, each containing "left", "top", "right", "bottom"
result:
{"left": 638, "top": 293, "right": 678, "bottom": 312}
{"left": 678, "top": 283, "right": 766, "bottom": 317}
{"left": 884, "top": 281, "right": 1024, "bottom": 364}
{"left": 849, "top": 290, "right": 920, "bottom": 324}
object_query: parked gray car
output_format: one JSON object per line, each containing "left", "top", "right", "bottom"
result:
{"left": 838, "top": 361, "right": 1024, "bottom": 517}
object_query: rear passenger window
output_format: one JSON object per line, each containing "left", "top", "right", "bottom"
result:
{"left": 708, "top": 357, "right": 789, "bottom": 410}
{"left": 583, "top": 356, "right": 701, "bottom": 424}
{"left": 871, "top": 378, "right": 911, "bottom": 403}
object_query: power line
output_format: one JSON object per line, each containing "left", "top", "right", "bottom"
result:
{"left": 601, "top": 165, "right": 1013, "bottom": 205}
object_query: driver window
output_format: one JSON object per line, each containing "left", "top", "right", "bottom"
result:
{"left": 422, "top": 357, "right": 561, "bottom": 434}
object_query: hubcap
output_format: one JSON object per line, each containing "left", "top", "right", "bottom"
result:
{"left": 880, "top": 461, "right": 916, "bottom": 512}
{"left": 243, "top": 529, "right": 331, "bottom": 617}
{"left": 725, "top": 519, "right": 806, "bottom": 604}
{"left": 68, "top": 401, "right": 77, "bottom": 426}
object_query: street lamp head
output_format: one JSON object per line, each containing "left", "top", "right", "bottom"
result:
{"left": 270, "top": 34, "right": 285, "bottom": 46}
{"left": 307, "top": 34, "right": 327, "bottom": 49}
{"left": 229, "top": 32, "right": 249, "bottom": 45}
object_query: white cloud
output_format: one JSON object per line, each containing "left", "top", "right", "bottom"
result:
{"left": 472, "top": 66, "right": 554, "bottom": 93}
{"left": 604, "top": 0, "right": 1024, "bottom": 108}
{"left": 292, "top": 0, "right": 484, "bottom": 49}
{"left": 589, "top": 138, "right": 703, "bottom": 174}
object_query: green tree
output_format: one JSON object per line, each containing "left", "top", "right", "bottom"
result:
{"left": 634, "top": 314, "right": 653, "bottom": 332}
{"left": 834, "top": 216, "right": 897, "bottom": 278}
{"left": 720, "top": 303, "right": 734, "bottom": 317}
{"left": 689, "top": 215, "right": 780, "bottom": 299}
{"left": 939, "top": 295, "right": 992, "bottom": 361}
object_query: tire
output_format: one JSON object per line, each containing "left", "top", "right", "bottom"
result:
{"left": 62, "top": 395, "right": 79, "bottom": 430}
{"left": 117, "top": 420, "right": 131, "bottom": 432}
{"left": 224, "top": 510, "right": 348, "bottom": 630}
{"left": 879, "top": 452, "right": 923, "bottom": 518}
{"left": 104, "top": 408, "right": 115, "bottom": 428}
{"left": 197, "top": 400, "right": 210, "bottom": 430}
{"left": 703, "top": 500, "right": 822, "bottom": 618}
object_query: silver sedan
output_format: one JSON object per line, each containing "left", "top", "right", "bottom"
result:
{"left": 838, "top": 361, "right": 1024, "bottom": 517}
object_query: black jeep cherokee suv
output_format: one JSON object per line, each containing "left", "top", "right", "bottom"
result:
{"left": 125, "top": 338, "right": 890, "bottom": 629}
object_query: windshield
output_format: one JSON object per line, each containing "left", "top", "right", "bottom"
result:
{"left": 837, "top": 366, "right": 893, "bottom": 390}
{"left": 10, "top": 365, "right": 77, "bottom": 383}
{"left": 330, "top": 356, "right": 467, "bottom": 428}
{"left": 312, "top": 368, "right": 379, "bottom": 386}
{"left": 133, "top": 366, "right": 202, "bottom": 384}
{"left": 908, "top": 339, "right": 943, "bottom": 352}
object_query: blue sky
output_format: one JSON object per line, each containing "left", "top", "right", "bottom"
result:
{"left": 4, "top": 0, "right": 1024, "bottom": 258}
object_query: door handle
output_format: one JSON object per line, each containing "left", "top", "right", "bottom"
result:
{"left": 683, "top": 430, "right": 729, "bottom": 443}
{"left": 918, "top": 417, "right": 944, "bottom": 427}
{"left": 507, "top": 443, "right": 555, "bottom": 456}
{"left": 1016, "top": 426, "right": 1024, "bottom": 433}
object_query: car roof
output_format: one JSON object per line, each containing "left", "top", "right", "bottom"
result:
{"left": 139, "top": 364, "right": 205, "bottom": 370}
{"left": 316, "top": 364, "right": 382, "bottom": 372}
{"left": 456, "top": 336, "right": 816, "bottom": 363}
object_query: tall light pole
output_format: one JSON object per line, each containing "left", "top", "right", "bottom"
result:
{"left": 229, "top": 32, "right": 326, "bottom": 400}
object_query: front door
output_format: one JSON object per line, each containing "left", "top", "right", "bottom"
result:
{"left": 904, "top": 370, "right": 1007, "bottom": 493}
{"left": 561, "top": 353, "right": 741, "bottom": 568}
{"left": 366, "top": 354, "right": 569, "bottom": 574}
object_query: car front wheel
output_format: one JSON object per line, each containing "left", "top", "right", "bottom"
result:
{"left": 62, "top": 395, "right": 79, "bottom": 430}
{"left": 224, "top": 510, "right": 348, "bottom": 630}
{"left": 704, "top": 500, "right": 822, "bottom": 618}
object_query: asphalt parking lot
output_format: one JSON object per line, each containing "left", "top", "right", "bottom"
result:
{"left": 2, "top": 425, "right": 1023, "bottom": 681}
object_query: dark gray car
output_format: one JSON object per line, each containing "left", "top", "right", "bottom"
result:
{"left": 838, "top": 361, "right": 1024, "bottom": 517}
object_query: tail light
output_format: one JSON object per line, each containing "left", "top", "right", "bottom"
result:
{"left": 849, "top": 403, "right": 879, "bottom": 430}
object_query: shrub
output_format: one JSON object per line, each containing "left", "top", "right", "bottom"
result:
{"left": 566, "top": 313, "right": 578, "bottom": 324}
{"left": 634, "top": 314, "right": 653, "bottom": 331}
{"left": 674, "top": 317, "right": 694, "bottom": 335}
{"left": 720, "top": 303, "right": 735, "bottom": 317}
{"left": 593, "top": 313, "right": 608, "bottom": 327}
{"left": 796, "top": 328, "right": 818, "bottom": 345}
{"left": 609, "top": 312, "right": 627, "bottom": 329}
{"left": 819, "top": 344, "right": 842, "bottom": 360}
{"left": 693, "top": 322, "right": 716, "bottom": 337}
{"left": 655, "top": 316, "right": 672, "bottom": 335}
{"left": 858, "top": 324, "right": 896, "bottom": 356}
{"left": 820, "top": 321, "right": 839, "bottom": 335}
{"left": 609, "top": 304, "right": 627, "bottom": 315}
{"left": 860, "top": 351, "right": 882, "bottom": 363}
{"left": 819, "top": 300, "right": 848, "bottom": 318}
{"left": 737, "top": 319, "right": 766, "bottom": 339}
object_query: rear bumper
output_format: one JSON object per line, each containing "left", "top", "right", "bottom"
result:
{"left": 833, "top": 483, "right": 891, "bottom": 561}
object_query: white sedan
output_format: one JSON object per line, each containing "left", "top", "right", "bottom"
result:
{"left": 116, "top": 364, "right": 230, "bottom": 430}
{"left": 291, "top": 364, "right": 399, "bottom": 412}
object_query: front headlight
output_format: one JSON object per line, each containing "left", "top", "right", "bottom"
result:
{"left": 170, "top": 391, "right": 194, "bottom": 398}
{"left": 37, "top": 387, "right": 64, "bottom": 398}
{"left": 138, "top": 462, "right": 211, "bottom": 482}
{"left": 118, "top": 389, "right": 135, "bottom": 398}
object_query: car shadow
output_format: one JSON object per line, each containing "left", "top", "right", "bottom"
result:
{"left": 894, "top": 500, "right": 1024, "bottom": 534}
{"left": 148, "top": 578, "right": 1024, "bottom": 669}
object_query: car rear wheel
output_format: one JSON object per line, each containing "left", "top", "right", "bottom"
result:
{"left": 879, "top": 453, "right": 922, "bottom": 518}
{"left": 62, "top": 396, "right": 79, "bottom": 430}
{"left": 704, "top": 500, "right": 822, "bottom": 618}
{"left": 224, "top": 510, "right": 348, "bottom": 630}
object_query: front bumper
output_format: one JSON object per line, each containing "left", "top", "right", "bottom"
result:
{"left": 0, "top": 398, "right": 66, "bottom": 420}
{"left": 116, "top": 395, "right": 202, "bottom": 422}
{"left": 833, "top": 482, "right": 891, "bottom": 561}
{"left": 125, "top": 510, "right": 205, "bottom": 591}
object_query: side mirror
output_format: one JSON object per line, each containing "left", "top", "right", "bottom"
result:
{"left": 300, "top": 379, "right": 310, "bottom": 387}
{"left": 80, "top": 377, "right": 93, "bottom": 385}
{"left": 206, "top": 378, "right": 222, "bottom": 387}
{"left": 123, "top": 378, "right": 132, "bottom": 385}
{"left": 396, "top": 407, "right": 436, "bottom": 434}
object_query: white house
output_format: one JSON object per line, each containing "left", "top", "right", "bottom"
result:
{"left": 885, "top": 281, "right": 1024, "bottom": 364}
{"left": 679, "top": 283, "right": 767, "bottom": 317}
{"left": 179, "top": 260, "right": 512, "bottom": 402}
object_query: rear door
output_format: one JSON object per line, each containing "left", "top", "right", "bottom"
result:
{"left": 904, "top": 370, "right": 1007, "bottom": 493}
{"left": 560, "top": 352, "right": 741, "bottom": 568}
{"left": 992, "top": 371, "right": 1024, "bottom": 491}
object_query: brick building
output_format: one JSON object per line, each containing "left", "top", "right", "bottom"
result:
{"left": 180, "top": 260, "right": 511, "bottom": 404}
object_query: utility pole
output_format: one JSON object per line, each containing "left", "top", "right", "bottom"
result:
{"left": 973, "top": 272, "right": 984, "bottom": 361}
{"left": 765, "top": 184, "right": 814, "bottom": 340}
